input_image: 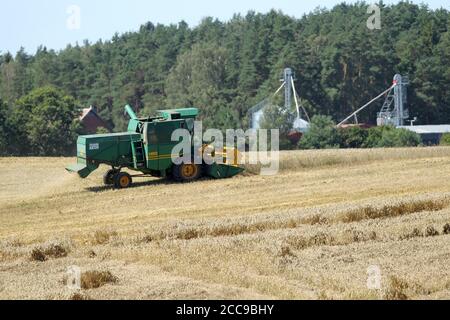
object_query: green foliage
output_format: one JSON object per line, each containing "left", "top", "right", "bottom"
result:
{"left": 0, "top": 99, "right": 9, "bottom": 155}
{"left": 376, "top": 127, "right": 421, "bottom": 148}
{"left": 0, "top": 2, "right": 449, "bottom": 155}
{"left": 363, "top": 126, "right": 387, "bottom": 148}
{"left": 440, "top": 133, "right": 450, "bottom": 146}
{"left": 397, "top": 129, "right": 422, "bottom": 147}
{"left": 299, "top": 115, "right": 340, "bottom": 149}
{"left": 10, "top": 87, "right": 81, "bottom": 156}
{"left": 362, "top": 126, "right": 421, "bottom": 148}
{"left": 301, "top": 123, "right": 421, "bottom": 150}
{"left": 1, "top": 3, "right": 449, "bottom": 133}
{"left": 165, "top": 43, "right": 238, "bottom": 131}
{"left": 338, "top": 127, "right": 368, "bottom": 148}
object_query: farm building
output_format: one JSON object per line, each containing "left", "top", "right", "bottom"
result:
{"left": 80, "top": 106, "right": 111, "bottom": 134}
{"left": 398, "top": 125, "right": 450, "bottom": 145}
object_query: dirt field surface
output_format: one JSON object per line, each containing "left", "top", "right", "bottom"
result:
{"left": 0, "top": 147, "right": 449, "bottom": 300}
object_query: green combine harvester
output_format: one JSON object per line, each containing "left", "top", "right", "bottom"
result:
{"left": 66, "top": 105, "right": 244, "bottom": 188}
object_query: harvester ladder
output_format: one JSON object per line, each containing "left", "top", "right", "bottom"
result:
{"left": 132, "top": 141, "right": 146, "bottom": 168}
{"left": 380, "top": 90, "right": 395, "bottom": 114}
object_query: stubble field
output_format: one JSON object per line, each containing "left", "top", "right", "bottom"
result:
{"left": 0, "top": 147, "right": 449, "bottom": 300}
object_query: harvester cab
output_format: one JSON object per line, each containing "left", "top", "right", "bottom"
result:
{"left": 66, "top": 105, "right": 244, "bottom": 188}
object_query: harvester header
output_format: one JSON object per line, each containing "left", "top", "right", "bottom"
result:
{"left": 66, "top": 105, "right": 244, "bottom": 188}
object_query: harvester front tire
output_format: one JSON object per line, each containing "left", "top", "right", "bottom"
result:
{"left": 103, "top": 169, "right": 119, "bottom": 185}
{"left": 173, "top": 163, "right": 202, "bottom": 182}
{"left": 114, "top": 172, "right": 132, "bottom": 189}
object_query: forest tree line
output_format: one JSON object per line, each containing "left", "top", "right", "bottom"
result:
{"left": 1, "top": 1, "right": 450, "bottom": 155}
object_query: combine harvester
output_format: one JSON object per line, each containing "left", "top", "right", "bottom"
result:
{"left": 66, "top": 106, "right": 244, "bottom": 188}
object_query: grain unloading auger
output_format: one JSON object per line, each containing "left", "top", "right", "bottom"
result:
{"left": 66, "top": 105, "right": 244, "bottom": 188}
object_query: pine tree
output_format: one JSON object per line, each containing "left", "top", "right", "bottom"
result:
{"left": 0, "top": 98, "right": 9, "bottom": 155}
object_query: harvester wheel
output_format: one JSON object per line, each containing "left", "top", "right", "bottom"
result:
{"left": 173, "top": 163, "right": 202, "bottom": 182}
{"left": 114, "top": 172, "right": 132, "bottom": 189}
{"left": 103, "top": 169, "right": 119, "bottom": 185}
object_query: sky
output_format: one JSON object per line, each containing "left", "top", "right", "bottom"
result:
{"left": 1, "top": 0, "right": 449, "bottom": 55}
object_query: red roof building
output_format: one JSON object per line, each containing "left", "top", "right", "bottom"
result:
{"left": 80, "top": 106, "right": 110, "bottom": 134}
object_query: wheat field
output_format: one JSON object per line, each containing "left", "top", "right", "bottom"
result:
{"left": 0, "top": 147, "right": 450, "bottom": 300}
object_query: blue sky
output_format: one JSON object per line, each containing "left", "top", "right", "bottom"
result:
{"left": 1, "top": 0, "right": 448, "bottom": 55}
